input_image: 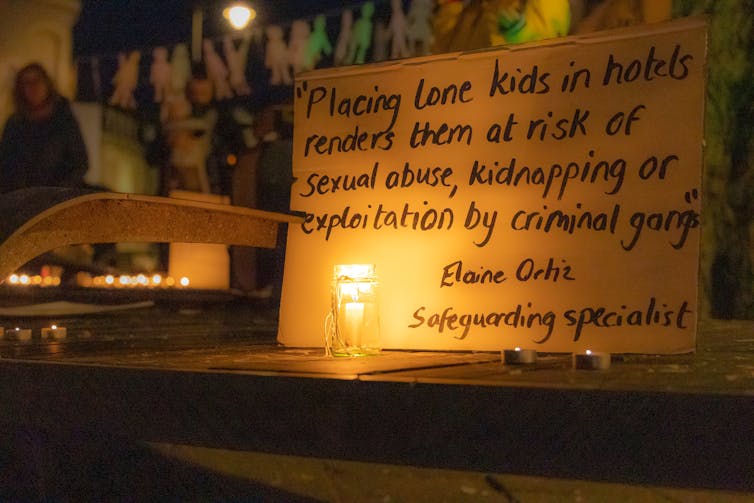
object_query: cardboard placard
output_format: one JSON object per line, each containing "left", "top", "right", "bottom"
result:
{"left": 279, "top": 18, "right": 706, "bottom": 353}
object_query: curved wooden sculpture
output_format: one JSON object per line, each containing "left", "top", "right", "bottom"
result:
{"left": 0, "top": 188, "right": 302, "bottom": 283}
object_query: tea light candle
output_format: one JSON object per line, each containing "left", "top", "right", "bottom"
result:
{"left": 42, "top": 325, "right": 67, "bottom": 340}
{"left": 503, "top": 347, "right": 537, "bottom": 364}
{"left": 8, "top": 327, "right": 32, "bottom": 342}
{"left": 573, "top": 350, "right": 611, "bottom": 370}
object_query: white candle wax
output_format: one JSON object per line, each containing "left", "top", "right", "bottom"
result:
{"left": 344, "top": 301, "right": 364, "bottom": 347}
{"left": 502, "top": 347, "right": 538, "bottom": 364}
{"left": 42, "top": 325, "right": 67, "bottom": 340}
{"left": 573, "top": 350, "right": 611, "bottom": 370}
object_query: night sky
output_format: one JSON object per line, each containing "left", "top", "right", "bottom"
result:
{"left": 72, "top": 0, "right": 403, "bottom": 104}
{"left": 74, "top": 0, "right": 389, "bottom": 57}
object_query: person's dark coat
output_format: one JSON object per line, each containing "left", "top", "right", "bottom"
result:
{"left": 0, "top": 97, "right": 88, "bottom": 193}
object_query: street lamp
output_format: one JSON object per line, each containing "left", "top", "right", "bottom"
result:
{"left": 223, "top": 3, "right": 256, "bottom": 30}
{"left": 192, "top": 2, "right": 257, "bottom": 62}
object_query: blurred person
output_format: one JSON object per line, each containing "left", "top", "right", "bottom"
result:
{"left": 252, "top": 105, "right": 294, "bottom": 301}
{"left": 0, "top": 63, "right": 88, "bottom": 193}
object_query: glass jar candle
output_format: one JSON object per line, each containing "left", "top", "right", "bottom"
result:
{"left": 327, "top": 264, "right": 380, "bottom": 356}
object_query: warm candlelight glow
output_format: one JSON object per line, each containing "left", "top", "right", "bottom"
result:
{"left": 10, "top": 326, "right": 32, "bottom": 341}
{"left": 503, "top": 347, "right": 537, "bottom": 364}
{"left": 84, "top": 273, "right": 188, "bottom": 289}
{"left": 334, "top": 264, "right": 375, "bottom": 280}
{"left": 42, "top": 324, "right": 67, "bottom": 340}
{"left": 328, "top": 264, "right": 380, "bottom": 357}
{"left": 573, "top": 350, "right": 611, "bottom": 370}
{"left": 5, "top": 270, "right": 62, "bottom": 288}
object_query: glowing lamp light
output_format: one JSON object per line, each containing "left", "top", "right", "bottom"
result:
{"left": 152, "top": 274, "right": 162, "bottom": 286}
{"left": 223, "top": 3, "right": 256, "bottom": 30}
{"left": 179, "top": 276, "right": 190, "bottom": 287}
{"left": 19, "top": 274, "right": 30, "bottom": 285}
{"left": 326, "top": 264, "right": 380, "bottom": 357}
{"left": 8, "top": 274, "right": 19, "bottom": 284}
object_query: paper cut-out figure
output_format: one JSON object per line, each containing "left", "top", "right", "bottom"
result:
{"left": 203, "top": 39, "right": 233, "bottom": 100}
{"left": 171, "top": 43, "right": 191, "bottom": 96}
{"left": 289, "top": 20, "right": 311, "bottom": 74}
{"left": 150, "top": 46, "right": 172, "bottom": 102}
{"left": 497, "top": 0, "right": 571, "bottom": 44}
{"left": 372, "top": 20, "right": 390, "bottom": 62}
{"left": 431, "top": 0, "right": 523, "bottom": 52}
{"left": 333, "top": 9, "right": 353, "bottom": 66}
{"left": 265, "top": 25, "right": 292, "bottom": 85}
{"left": 407, "top": 0, "right": 435, "bottom": 55}
{"left": 164, "top": 72, "right": 218, "bottom": 193}
{"left": 345, "top": 2, "right": 375, "bottom": 65}
{"left": 304, "top": 14, "right": 332, "bottom": 70}
{"left": 432, "top": 0, "right": 464, "bottom": 54}
{"left": 223, "top": 34, "right": 251, "bottom": 96}
{"left": 388, "top": 0, "right": 410, "bottom": 59}
{"left": 572, "top": 0, "right": 647, "bottom": 34}
{"left": 109, "top": 50, "right": 140, "bottom": 109}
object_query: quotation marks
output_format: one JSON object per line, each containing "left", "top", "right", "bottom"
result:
{"left": 295, "top": 80, "right": 309, "bottom": 99}
{"left": 684, "top": 188, "right": 699, "bottom": 203}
